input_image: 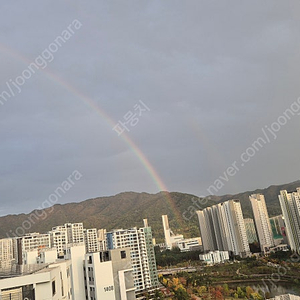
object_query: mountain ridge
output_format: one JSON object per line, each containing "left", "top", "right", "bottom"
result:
{"left": 1, "top": 180, "right": 299, "bottom": 242}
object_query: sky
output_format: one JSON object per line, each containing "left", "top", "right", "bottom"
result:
{"left": 0, "top": 1, "right": 300, "bottom": 215}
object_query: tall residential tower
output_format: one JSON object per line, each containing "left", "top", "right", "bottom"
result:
{"left": 249, "top": 194, "right": 274, "bottom": 251}
{"left": 106, "top": 220, "right": 159, "bottom": 294}
{"left": 197, "top": 199, "right": 250, "bottom": 257}
{"left": 278, "top": 188, "right": 300, "bottom": 252}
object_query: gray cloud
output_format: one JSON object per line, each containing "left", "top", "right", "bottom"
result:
{"left": 0, "top": 0, "right": 299, "bottom": 214}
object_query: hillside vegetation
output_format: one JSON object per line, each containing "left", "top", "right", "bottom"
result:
{"left": 1, "top": 180, "right": 299, "bottom": 241}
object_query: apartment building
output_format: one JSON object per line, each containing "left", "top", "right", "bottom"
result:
{"left": 50, "top": 223, "right": 84, "bottom": 257}
{"left": 106, "top": 220, "right": 159, "bottom": 293}
{"left": 15, "top": 233, "right": 51, "bottom": 264}
{"left": 0, "top": 260, "right": 73, "bottom": 300}
{"left": 98, "top": 229, "right": 107, "bottom": 251}
{"left": 249, "top": 194, "right": 274, "bottom": 251}
{"left": 162, "top": 215, "right": 201, "bottom": 251}
{"left": 197, "top": 200, "right": 251, "bottom": 257}
{"left": 0, "top": 238, "right": 14, "bottom": 268}
{"left": 278, "top": 188, "right": 300, "bottom": 252}
{"left": 84, "top": 228, "right": 100, "bottom": 253}
{"left": 84, "top": 248, "right": 135, "bottom": 300}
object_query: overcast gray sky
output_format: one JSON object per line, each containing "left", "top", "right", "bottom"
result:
{"left": 0, "top": 1, "right": 300, "bottom": 215}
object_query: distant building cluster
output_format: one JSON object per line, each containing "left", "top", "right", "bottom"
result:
{"left": 1, "top": 188, "right": 300, "bottom": 298}
{"left": 195, "top": 188, "right": 300, "bottom": 257}
{"left": 0, "top": 219, "right": 158, "bottom": 300}
{"left": 161, "top": 214, "right": 202, "bottom": 252}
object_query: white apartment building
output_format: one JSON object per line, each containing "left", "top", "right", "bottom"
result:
{"left": 66, "top": 223, "right": 84, "bottom": 244}
{"left": 84, "top": 228, "right": 100, "bottom": 253}
{"left": 6, "top": 224, "right": 106, "bottom": 265}
{"left": 84, "top": 248, "right": 135, "bottom": 300}
{"left": 196, "top": 209, "right": 216, "bottom": 251}
{"left": 278, "top": 188, "right": 300, "bottom": 252}
{"left": 107, "top": 221, "right": 159, "bottom": 294}
{"left": 50, "top": 227, "right": 68, "bottom": 257}
{"left": 15, "top": 233, "right": 51, "bottom": 264}
{"left": 249, "top": 194, "right": 274, "bottom": 251}
{"left": 162, "top": 215, "right": 184, "bottom": 250}
{"left": 50, "top": 223, "right": 84, "bottom": 257}
{"left": 0, "top": 244, "right": 137, "bottom": 300}
{"left": 199, "top": 250, "right": 230, "bottom": 265}
{"left": 51, "top": 223, "right": 84, "bottom": 245}
{"left": 197, "top": 200, "right": 251, "bottom": 257}
{"left": 0, "top": 260, "right": 73, "bottom": 300}
{"left": 162, "top": 215, "right": 201, "bottom": 251}
{"left": 19, "top": 233, "right": 51, "bottom": 252}
{"left": 98, "top": 229, "right": 107, "bottom": 251}
{"left": 0, "top": 238, "right": 14, "bottom": 268}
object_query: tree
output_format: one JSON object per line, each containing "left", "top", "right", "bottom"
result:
{"left": 237, "top": 287, "right": 245, "bottom": 298}
{"left": 198, "top": 286, "right": 207, "bottom": 296}
{"left": 153, "top": 289, "right": 165, "bottom": 300}
{"left": 223, "top": 284, "right": 229, "bottom": 296}
{"left": 250, "top": 292, "right": 263, "bottom": 300}
{"left": 174, "top": 287, "right": 190, "bottom": 300}
{"left": 246, "top": 286, "right": 254, "bottom": 298}
{"left": 215, "top": 290, "right": 223, "bottom": 300}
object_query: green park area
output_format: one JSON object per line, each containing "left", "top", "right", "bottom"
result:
{"left": 150, "top": 249, "right": 300, "bottom": 300}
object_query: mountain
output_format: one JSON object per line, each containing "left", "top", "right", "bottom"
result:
{"left": 1, "top": 192, "right": 215, "bottom": 242}
{"left": 211, "top": 179, "right": 300, "bottom": 218}
{"left": 0, "top": 180, "right": 299, "bottom": 242}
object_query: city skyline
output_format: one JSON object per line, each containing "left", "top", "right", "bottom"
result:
{"left": 1, "top": 2, "right": 300, "bottom": 299}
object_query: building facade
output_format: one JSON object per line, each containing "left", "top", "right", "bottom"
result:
{"left": 269, "top": 215, "right": 288, "bottom": 245}
{"left": 278, "top": 188, "right": 300, "bottom": 252}
{"left": 249, "top": 194, "right": 274, "bottom": 251}
{"left": 107, "top": 221, "right": 159, "bottom": 293}
{"left": 84, "top": 248, "right": 135, "bottom": 300}
{"left": 98, "top": 228, "right": 107, "bottom": 251}
{"left": 84, "top": 228, "right": 100, "bottom": 253}
{"left": 162, "top": 215, "right": 201, "bottom": 251}
{"left": 0, "top": 238, "right": 14, "bottom": 268}
{"left": 197, "top": 200, "right": 251, "bottom": 257}
{"left": 162, "top": 215, "right": 184, "bottom": 250}
{"left": 0, "top": 260, "right": 73, "bottom": 300}
{"left": 16, "top": 233, "right": 51, "bottom": 264}
{"left": 199, "top": 250, "right": 229, "bottom": 265}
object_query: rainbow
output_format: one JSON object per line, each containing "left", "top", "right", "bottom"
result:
{"left": 0, "top": 44, "right": 185, "bottom": 225}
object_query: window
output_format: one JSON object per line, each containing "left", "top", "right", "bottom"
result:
{"left": 120, "top": 250, "right": 126, "bottom": 259}
{"left": 52, "top": 280, "right": 56, "bottom": 296}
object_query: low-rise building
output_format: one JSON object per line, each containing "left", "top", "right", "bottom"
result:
{"left": 176, "top": 238, "right": 202, "bottom": 252}
{"left": 199, "top": 250, "right": 230, "bottom": 265}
